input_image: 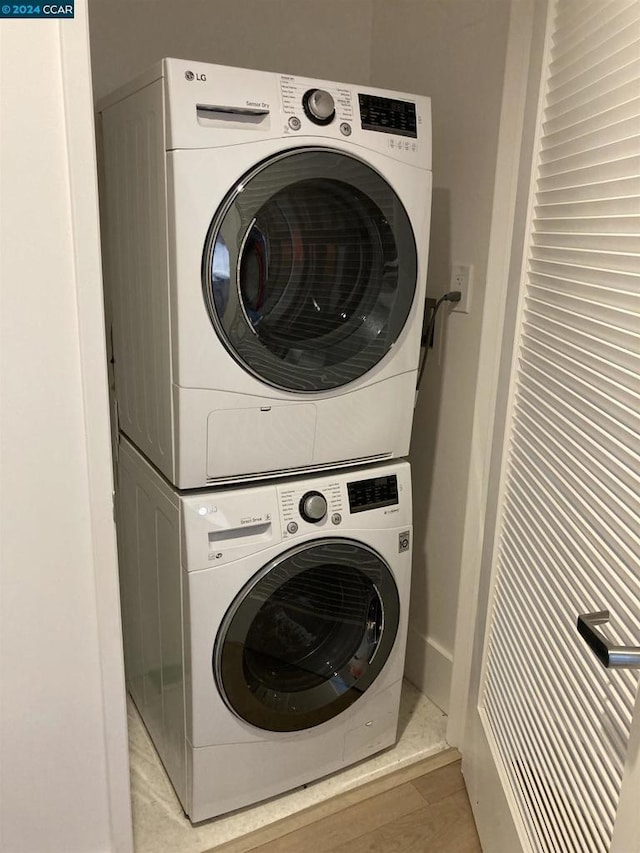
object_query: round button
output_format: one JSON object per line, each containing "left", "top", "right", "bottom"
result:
{"left": 331, "top": 512, "right": 342, "bottom": 525}
{"left": 302, "top": 89, "right": 335, "bottom": 125}
{"left": 299, "top": 491, "right": 328, "bottom": 523}
{"left": 287, "top": 521, "right": 299, "bottom": 534}
{"left": 288, "top": 116, "right": 301, "bottom": 131}
{"left": 340, "top": 122, "right": 352, "bottom": 136}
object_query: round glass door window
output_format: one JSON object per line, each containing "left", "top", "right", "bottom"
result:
{"left": 202, "top": 148, "right": 417, "bottom": 392}
{"left": 213, "top": 539, "right": 400, "bottom": 732}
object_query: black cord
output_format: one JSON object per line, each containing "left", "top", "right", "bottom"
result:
{"left": 416, "top": 290, "right": 462, "bottom": 394}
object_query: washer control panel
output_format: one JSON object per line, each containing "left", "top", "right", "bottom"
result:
{"left": 347, "top": 474, "right": 398, "bottom": 514}
{"left": 180, "top": 460, "right": 410, "bottom": 564}
{"left": 279, "top": 478, "right": 344, "bottom": 539}
{"left": 277, "top": 469, "right": 404, "bottom": 540}
{"left": 299, "top": 490, "right": 328, "bottom": 523}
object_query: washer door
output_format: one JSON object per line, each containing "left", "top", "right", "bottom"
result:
{"left": 202, "top": 147, "right": 417, "bottom": 392}
{"left": 213, "top": 538, "right": 400, "bottom": 732}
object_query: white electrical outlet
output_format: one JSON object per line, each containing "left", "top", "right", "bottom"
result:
{"left": 451, "top": 264, "right": 473, "bottom": 314}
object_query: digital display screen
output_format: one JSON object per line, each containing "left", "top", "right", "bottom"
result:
{"left": 347, "top": 475, "right": 399, "bottom": 513}
{"left": 358, "top": 94, "right": 417, "bottom": 138}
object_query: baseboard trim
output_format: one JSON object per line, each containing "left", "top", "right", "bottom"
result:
{"left": 404, "top": 625, "right": 453, "bottom": 714}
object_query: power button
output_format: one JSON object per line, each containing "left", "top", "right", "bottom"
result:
{"left": 399, "top": 531, "right": 410, "bottom": 553}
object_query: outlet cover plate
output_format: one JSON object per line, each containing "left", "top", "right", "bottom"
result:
{"left": 451, "top": 264, "right": 472, "bottom": 314}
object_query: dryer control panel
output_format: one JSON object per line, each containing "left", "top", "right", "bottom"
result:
{"left": 123, "top": 59, "right": 432, "bottom": 167}
{"left": 277, "top": 70, "right": 427, "bottom": 164}
{"left": 358, "top": 94, "right": 417, "bottom": 138}
{"left": 101, "top": 59, "right": 431, "bottom": 167}
{"left": 280, "top": 76, "right": 355, "bottom": 126}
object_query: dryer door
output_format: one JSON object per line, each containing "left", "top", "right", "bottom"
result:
{"left": 213, "top": 538, "right": 400, "bottom": 732}
{"left": 202, "top": 147, "right": 417, "bottom": 392}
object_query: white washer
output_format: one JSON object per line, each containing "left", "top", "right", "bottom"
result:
{"left": 100, "top": 59, "right": 432, "bottom": 488}
{"left": 117, "top": 436, "right": 413, "bottom": 822}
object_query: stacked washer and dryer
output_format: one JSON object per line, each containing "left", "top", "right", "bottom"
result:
{"left": 99, "top": 58, "right": 432, "bottom": 822}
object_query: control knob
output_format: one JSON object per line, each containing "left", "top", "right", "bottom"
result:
{"left": 302, "top": 89, "right": 335, "bottom": 125}
{"left": 299, "top": 490, "right": 328, "bottom": 523}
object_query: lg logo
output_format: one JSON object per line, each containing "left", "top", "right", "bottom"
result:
{"left": 185, "top": 70, "right": 207, "bottom": 82}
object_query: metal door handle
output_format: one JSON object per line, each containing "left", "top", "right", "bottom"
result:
{"left": 577, "top": 611, "right": 640, "bottom": 669}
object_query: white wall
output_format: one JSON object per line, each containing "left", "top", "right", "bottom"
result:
{"left": 87, "top": 0, "right": 511, "bottom": 716}
{"left": 88, "top": 0, "right": 374, "bottom": 102}
{"left": 370, "top": 0, "right": 511, "bottom": 713}
{"left": 0, "top": 11, "right": 131, "bottom": 853}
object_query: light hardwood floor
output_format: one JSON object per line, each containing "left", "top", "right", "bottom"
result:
{"left": 208, "top": 752, "right": 482, "bottom": 853}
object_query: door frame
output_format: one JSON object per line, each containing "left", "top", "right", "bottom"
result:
{"left": 61, "top": 3, "right": 134, "bottom": 849}
{"left": 447, "top": 0, "right": 550, "bottom": 749}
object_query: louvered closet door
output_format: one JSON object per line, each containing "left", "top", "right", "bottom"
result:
{"left": 465, "top": 1, "right": 640, "bottom": 851}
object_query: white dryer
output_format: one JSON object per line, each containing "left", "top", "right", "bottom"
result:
{"left": 100, "top": 59, "right": 432, "bottom": 488}
{"left": 116, "top": 436, "right": 412, "bottom": 822}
